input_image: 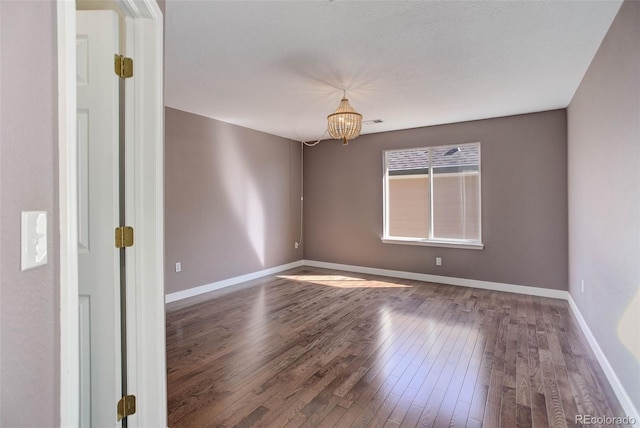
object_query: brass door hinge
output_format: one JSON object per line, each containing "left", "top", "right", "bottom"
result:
{"left": 115, "top": 226, "right": 134, "bottom": 248}
{"left": 117, "top": 394, "right": 136, "bottom": 421}
{"left": 114, "top": 54, "right": 133, "bottom": 78}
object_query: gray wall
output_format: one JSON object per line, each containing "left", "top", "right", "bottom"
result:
{"left": 0, "top": 1, "right": 60, "bottom": 426}
{"left": 304, "top": 110, "right": 568, "bottom": 290}
{"left": 568, "top": 0, "right": 640, "bottom": 408}
{"left": 164, "top": 108, "right": 303, "bottom": 294}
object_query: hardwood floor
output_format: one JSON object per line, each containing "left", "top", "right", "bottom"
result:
{"left": 166, "top": 267, "right": 628, "bottom": 427}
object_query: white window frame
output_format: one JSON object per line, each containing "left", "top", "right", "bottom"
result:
{"left": 382, "top": 142, "right": 483, "bottom": 250}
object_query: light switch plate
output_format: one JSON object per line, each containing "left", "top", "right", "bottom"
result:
{"left": 21, "top": 211, "right": 48, "bottom": 271}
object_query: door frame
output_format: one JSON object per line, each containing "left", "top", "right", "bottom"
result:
{"left": 57, "top": 1, "right": 166, "bottom": 426}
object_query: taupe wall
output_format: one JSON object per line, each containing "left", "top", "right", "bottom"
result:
{"left": 304, "top": 110, "right": 568, "bottom": 290}
{"left": 568, "top": 0, "right": 640, "bottom": 408}
{"left": 0, "top": 1, "right": 60, "bottom": 425}
{"left": 164, "top": 108, "right": 302, "bottom": 294}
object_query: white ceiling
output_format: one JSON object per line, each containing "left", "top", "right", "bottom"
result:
{"left": 165, "top": 0, "right": 622, "bottom": 143}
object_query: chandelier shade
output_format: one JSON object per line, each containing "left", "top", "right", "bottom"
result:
{"left": 327, "top": 96, "right": 362, "bottom": 145}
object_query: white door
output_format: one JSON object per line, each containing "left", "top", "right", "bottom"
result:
{"left": 77, "top": 10, "right": 122, "bottom": 427}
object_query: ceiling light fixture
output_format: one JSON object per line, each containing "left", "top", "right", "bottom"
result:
{"left": 327, "top": 91, "right": 362, "bottom": 145}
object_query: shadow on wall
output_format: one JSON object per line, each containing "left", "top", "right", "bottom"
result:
{"left": 164, "top": 107, "right": 302, "bottom": 294}
{"left": 214, "top": 128, "right": 267, "bottom": 266}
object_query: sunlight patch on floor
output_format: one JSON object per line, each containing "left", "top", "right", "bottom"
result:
{"left": 277, "top": 274, "right": 413, "bottom": 289}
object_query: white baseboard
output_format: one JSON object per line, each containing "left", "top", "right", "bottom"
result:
{"left": 166, "top": 258, "right": 565, "bottom": 304}
{"left": 165, "top": 260, "right": 304, "bottom": 303}
{"left": 303, "top": 259, "right": 569, "bottom": 300}
{"left": 566, "top": 295, "right": 640, "bottom": 427}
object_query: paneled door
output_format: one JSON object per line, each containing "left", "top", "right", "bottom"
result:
{"left": 77, "top": 10, "right": 122, "bottom": 427}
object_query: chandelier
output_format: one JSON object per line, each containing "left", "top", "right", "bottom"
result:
{"left": 327, "top": 91, "right": 362, "bottom": 145}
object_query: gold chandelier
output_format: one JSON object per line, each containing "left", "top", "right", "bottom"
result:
{"left": 327, "top": 91, "right": 362, "bottom": 145}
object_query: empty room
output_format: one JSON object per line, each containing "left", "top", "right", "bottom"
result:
{"left": 1, "top": 0, "right": 639, "bottom": 427}
{"left": 162, "top": 1, "right": 639, "bottom": 427}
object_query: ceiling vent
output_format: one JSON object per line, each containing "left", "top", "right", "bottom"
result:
{"left": 364, "top": 119, "right": 384, "bottom": 125}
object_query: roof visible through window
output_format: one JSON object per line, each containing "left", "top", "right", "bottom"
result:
{"left": 387, "top": 144, "right": 479, "bottom": 176}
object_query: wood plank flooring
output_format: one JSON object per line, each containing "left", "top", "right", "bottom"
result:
{"left": 166, "top": 267, "right": 628, "bottom": 427}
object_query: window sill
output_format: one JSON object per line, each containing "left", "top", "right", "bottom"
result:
{"left": 381, "top": 237, "right": 484, "bottom": 250}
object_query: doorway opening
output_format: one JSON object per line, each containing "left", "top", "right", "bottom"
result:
{"left": 57, "top": 1, "right": 166, "bottom": 426}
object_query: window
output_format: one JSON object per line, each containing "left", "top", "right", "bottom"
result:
{"left": 383, "top": 143, "right": 483, "bottom": 249}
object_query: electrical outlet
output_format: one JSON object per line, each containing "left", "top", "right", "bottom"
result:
{"left": 175, "top": 262, "right": 182, "bottom": 273}
{"left": 581, "top": 279, "right": 585, "bottom": 293}
{"left": 294, "top": 242, "right": 299, "bottom": 249}
{"left": 436, "top": 257, "right": 442, "bottom": 266}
